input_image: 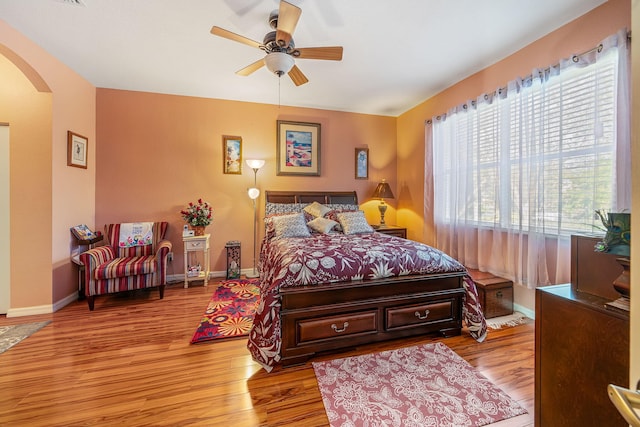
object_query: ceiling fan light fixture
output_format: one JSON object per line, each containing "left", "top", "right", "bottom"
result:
{"left": 264, "top": 52, "right": 294, "bottom": 76}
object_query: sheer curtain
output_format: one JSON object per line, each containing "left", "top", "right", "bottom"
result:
{"left": 429, "top": 29, "right": 630, "bottom": 288}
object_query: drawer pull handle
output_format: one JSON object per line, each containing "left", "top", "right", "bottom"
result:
{"left": 415, "top": 310, "right": 430, "bottom": 320}
{"left": 496, "top": 291, "right": 503, "bottom": 298}
{"left": 331, "top": 322, "right": 349, "bottom": 333}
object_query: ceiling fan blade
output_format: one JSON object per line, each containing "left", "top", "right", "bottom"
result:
{"left": 295, "top": 46, "right": 343, "bottom": 61}
{"left": 211, "top": 26, "right": 262, "bottom": 49}
{"left": 236, "top": 58, "right": 265, "bottom": 76}
{"left": 288, "top": 65, "right": 309, "bottom": 86}
{"left": 276, "top": 0, "right": 301, "bottom": 48}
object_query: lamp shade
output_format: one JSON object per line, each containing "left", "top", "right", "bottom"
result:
{"left": 372, "top": 180, "right": 395, "bottom": 200}
{"left": 247, "top": 187, "right": 260, "bottom": 200}
{"left": 246, "top": 159, "right": 265, "bottom": 170}
{"left": 264, "top": 52, "right": 294, "bottom": 76}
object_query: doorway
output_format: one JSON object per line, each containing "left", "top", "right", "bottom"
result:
{"left": 0, "top": 124, "right": 9, "bottom": 314}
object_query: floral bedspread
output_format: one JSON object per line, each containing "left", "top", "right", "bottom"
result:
{"left": 247, "top": 232, "right": 487, "bottom": 371}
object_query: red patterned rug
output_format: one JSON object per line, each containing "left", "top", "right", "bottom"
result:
{"left": 190, "top": 279, "right": 260, "bottom": 344}
{"left": 313, "top": 342, "right": 527, "bottom": 426}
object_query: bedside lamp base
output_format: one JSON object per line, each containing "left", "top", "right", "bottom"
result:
{"left": 378, "top": 201, "right": 388, "bottom": 227}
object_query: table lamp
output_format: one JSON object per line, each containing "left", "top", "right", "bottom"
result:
{"left": 371, "top": 179, "right": 395, "bottom": 227}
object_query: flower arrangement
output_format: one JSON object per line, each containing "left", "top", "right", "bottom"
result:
{"left": 594, "top": 209, "right": 630, "bottom": 255}
{"left": 180, "top": 198, "right": 213, "bottom": 227}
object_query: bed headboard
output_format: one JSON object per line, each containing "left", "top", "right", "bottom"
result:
{"left": 265, "top": 190, "right": 358, "bottom": 205}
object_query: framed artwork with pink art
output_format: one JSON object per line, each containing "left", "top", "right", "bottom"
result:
{"left": 276, "top": 120, "right": 320, "bottom": 176}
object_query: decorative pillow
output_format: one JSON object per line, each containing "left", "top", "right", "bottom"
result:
{"left": 337, "top": 210, "right": 374, "bottom": 235}
{"left": 271, "top": 213, "right": 311, "bottom": 238}
{"left": 326, "top": 207, "right": 359, "bottom": 232}
{"left": 303, "top": 201, "right": 331, "bottom": 218}
{"left": 325, "top": 203, "right": 360, "bottom": 212}
{"left": 307, "top": 217, "right": 339, "bottom": 234}
{"left": 264, "top": 214, "right": 282, "bottom": 239}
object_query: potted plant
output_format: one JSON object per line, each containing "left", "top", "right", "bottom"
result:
{"left": 594, "top": 209, "right": 630, "bottom": 299}
{"left": 180, "top": 198, "right": 213, "bottom": 236}
{"left": 594, "top": 209, "right": 630, "bottom": 256}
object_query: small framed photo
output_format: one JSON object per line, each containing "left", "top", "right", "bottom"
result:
{"left": 67, "top": 131, "right": 88, "bottom": 169}
{"left": 355, "top": 148, "right": 369, "bottom": 179}
{"left": 276, "top": 120, "right": 321, "bottom": 176}
{"left": 223, "top": 135, "right": 242, "bottom": 174}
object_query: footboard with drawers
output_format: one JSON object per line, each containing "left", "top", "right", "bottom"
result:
{"left": 279, "top": 273, "right": 465, "bottom": 366}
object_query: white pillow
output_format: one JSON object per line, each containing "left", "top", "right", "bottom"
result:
{"left": 303, "top": 201, "right": 331, "bottom": 218}
{"left": 337, "top": 211, "right": 374, "bottom": 235}
{"left": 272, "top": 213, "right": 311, "bottom": 238}
{"left": 307, "top": 217, "right": 339, "bottom": 234}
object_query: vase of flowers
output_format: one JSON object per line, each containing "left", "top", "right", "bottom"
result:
{"left": 180, "top": 198, "right": 213, "bottom": 235}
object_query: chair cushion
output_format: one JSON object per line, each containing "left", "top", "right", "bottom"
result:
{"left": 95, "top": 255, "right": 157, "bottom": 280}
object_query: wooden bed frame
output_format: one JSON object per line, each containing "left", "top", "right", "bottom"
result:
{"left": 265, "top": 190, "right": 467, "bottom": 366}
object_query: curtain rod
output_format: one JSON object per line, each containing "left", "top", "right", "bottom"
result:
{"left": 425, "top": 31, "right": 631, "bottom": 125}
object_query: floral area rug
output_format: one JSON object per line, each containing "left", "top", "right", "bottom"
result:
{"left": 190, "top": 279, "right": 260, "bottom": 344}
{"left": 313, "top": 342, "right": 527, "bottom": 427}
{"left": 0, "top": 321, "right": 50, "bottom": 354}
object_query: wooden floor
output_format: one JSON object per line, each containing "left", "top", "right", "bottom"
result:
{"left": 0, "top": 279, "right": 535, "bottom": 427}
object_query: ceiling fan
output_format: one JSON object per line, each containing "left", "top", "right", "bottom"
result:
{"left": 211, "top": 0, "right": 343, "bottom": 86}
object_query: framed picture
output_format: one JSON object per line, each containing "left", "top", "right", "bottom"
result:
{"left": 355, "top": 148, "right": 369, "bottom": 179}
{"left": 223, "top": 135, "right": 242, "bottom": 174}
{"left": 67, "top": 131, "right": 88, "bottom": 169}
{"left": 276, "top": 120, "right": 321, "bottom": 176}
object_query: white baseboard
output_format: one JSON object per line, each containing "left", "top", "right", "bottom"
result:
{"left": 54, "top": 291, "right": 79, "bottom": 312}
{"left": 167, "top": 269, "right": 258, "bottom": 285}
{"left": 514, "top": 302, "right": 535, "bottom": 320}
{"left": 6, "top": 290, "right": 80, "bottom": 317}
{"left": 6, "top": 304, "right": 52, "bottom": 317}
{"left": 6, "top": 270, "right": 262, "bottom": 317}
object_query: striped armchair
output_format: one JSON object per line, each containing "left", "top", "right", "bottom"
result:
{"left": 79, "top": 222, "right": 172, "bottom": 311}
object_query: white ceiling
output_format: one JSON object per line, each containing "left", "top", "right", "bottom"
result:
{"left": 0, "top": 0, "right": 606, "bottom": 116}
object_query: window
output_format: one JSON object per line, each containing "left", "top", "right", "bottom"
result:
{"left": 434, "top": 49, "right": 618, "bottom": 237}
{"left": 430, "top": 29, "right": 629, "bottom": 288}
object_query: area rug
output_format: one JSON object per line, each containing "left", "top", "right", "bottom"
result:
{"left": 313, "top": 342, "right": 527, "bottom": 427}
{"left": 0, "top": 321, "right": 51, "bottom": 354}
{"left": 190, "top": 278, "right": 260, "bottom": 344}
{"left": 486, "top": 312, "right": 529, "bottom": 330}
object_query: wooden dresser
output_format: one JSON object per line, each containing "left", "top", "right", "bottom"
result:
{"left": 534, "top": 235, "right": 629, "bottom": 426}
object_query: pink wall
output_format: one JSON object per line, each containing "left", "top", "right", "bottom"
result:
{"left": 96, "top": 89, "right": 397, "bottom": 274}
{"left": 397, "top": 0, "right": 630, "bottom": 246}
{"left": 0, "top": 19, "right": 96, "bottom": 313}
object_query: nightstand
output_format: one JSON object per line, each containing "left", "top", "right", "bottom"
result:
{"left": 371, "top": 225, "right": 407, "bottom": 239}
{"left": 70, "top": 233, "right": 103, "bottom": 300}
{"left": 183, "top": 234, "right": 210, "bottom": 288}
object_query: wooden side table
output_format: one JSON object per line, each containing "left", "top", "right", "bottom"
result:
{"left": 183, "top": 234, "right": 210, "bottom": 288}
{"left": 371, "top": 225, "right": 407, "bottom": 239}
{"left": 70, "top": 234, "right": 103, "bottom": 300}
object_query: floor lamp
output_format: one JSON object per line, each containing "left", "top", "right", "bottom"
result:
{"left": 245, "top": 159, "right": 265, "bottom": 278}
